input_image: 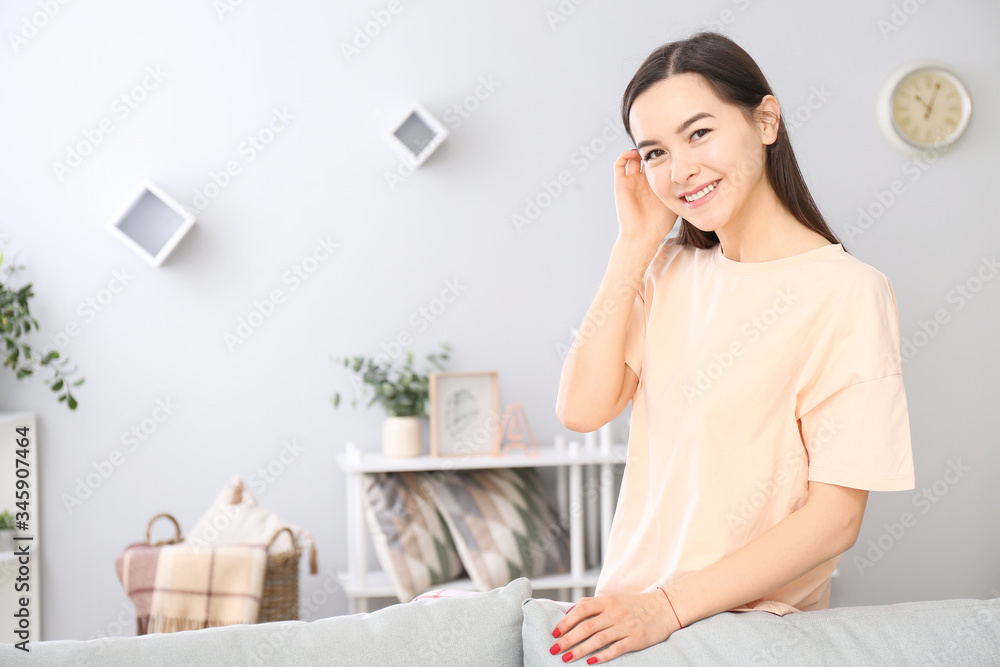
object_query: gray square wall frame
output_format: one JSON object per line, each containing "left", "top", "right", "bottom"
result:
{"left": 107, "top": 181, "right": 196, "bottom": 267}
{"left": 385, "top": 103, "right": 448, "bottom": 167}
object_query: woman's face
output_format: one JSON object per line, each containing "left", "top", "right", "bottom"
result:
{"left": 629, "top": 73, "right": 774, "bottom": 235}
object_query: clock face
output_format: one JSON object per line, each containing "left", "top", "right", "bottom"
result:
{"left": 891, "top": 68, "right": 967, "bottom": 147}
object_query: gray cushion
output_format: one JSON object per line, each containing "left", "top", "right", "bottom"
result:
{"left": 1, "top": 577, "right": 532, "bottom": 667}
{"left": 523, "top": 595, "right": 1000, "bottom": 666}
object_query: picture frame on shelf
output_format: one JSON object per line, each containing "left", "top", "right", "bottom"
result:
{"left": 107, "top": 180, "right": 196, "bottom": 267}
{"left": 429, "top": 371, "right": 500, "bottom": 457}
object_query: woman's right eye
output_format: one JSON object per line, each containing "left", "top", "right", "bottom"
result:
{"left": 643, "top": 149, "right": 665, "bottom": 161}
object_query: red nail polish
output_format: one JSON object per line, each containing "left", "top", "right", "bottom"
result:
{"left": 588, "top": 658, "right": 598, "bottom": 665}
{"left": 552, "top": 627, "right": 561, "bottom": 638}
{"left": 562, "top": 652, "right": 574, "bottom": 663}
{"left": 550, "top": 643, "right": 560, "bottom": 655}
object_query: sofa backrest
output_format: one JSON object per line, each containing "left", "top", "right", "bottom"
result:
{"left": 522, "top": 594, "right": 1000, "bottom": 666}
{"left": 0, "top": 577, "right": 532, "bottom": 666}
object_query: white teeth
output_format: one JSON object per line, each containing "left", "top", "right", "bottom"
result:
{"left": 684, "top": 180, "right": 719, "bottom": 202}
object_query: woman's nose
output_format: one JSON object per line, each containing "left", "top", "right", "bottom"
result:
{"left": 671, "top": 151, "right": 698, "bottom": 185}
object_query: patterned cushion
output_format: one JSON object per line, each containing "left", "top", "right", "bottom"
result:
{"left": 360, "top": 471, "right": 466, "bottom": 603}
{"left": 419, "top": 468, "right": 571, "bottom": 591}
{"left": 411, "top": 587, "right": 480, "bottom": 602}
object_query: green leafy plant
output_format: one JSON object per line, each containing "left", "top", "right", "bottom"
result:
{"left": 331, "top": 341, "right": 451, "bottom": 418}
{"left": 0, "top": 509, "right": 13, "bottom": 530}
{"left": 1, "top": 245, "right": 85, "bottom": 409}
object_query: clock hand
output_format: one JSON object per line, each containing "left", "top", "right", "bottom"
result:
{"left": 924, "top": 83, "right": 941, "bottom": 119}
{"left": 914, "top": 94, "right": 931, "bottom": 111}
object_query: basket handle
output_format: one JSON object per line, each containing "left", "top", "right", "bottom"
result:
{"left": 145, "top": 513, "right": 183, "bottom": 546}
{"left": 266, "top": 526, "right": 296, "bottom": 554}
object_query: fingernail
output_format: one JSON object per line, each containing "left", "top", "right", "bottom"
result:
{"left": 563, "top": 652, "right": 574, "bottom": 663}
{"left": 588, "top": 659, "right": 598, "bottom": 665}
{"left": 552, "top": 627, "right": 561, "bottom": 638}
{"left": 568, "top": 605, "right": 576, "bottom": 613}
{"left": 550, "top": 643, "right": 560, "bottom": 655}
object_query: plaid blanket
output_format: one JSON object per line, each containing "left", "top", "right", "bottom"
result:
{"left": 116, "top": 542, "right": 268, "bottom": 634}
{"left": 148, "top": 543, "right": 268, "bottom": 633}
{"left": 114, "top": 542, "right": 161, "bottom": 635}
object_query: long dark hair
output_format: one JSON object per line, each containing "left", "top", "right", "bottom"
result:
{"left": 621, "top": 31, "right": 845, "bottom": 252}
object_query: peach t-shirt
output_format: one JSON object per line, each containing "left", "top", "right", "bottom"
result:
{"left": 593, "top": 237, "right": 915, "bottom": 616}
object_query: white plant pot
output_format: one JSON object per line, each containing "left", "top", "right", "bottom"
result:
{"left": 382, "top": 416, "right": 422, "bottom": 458}
{"left": 0, "top": 530, "right": 14, "bottom": 552}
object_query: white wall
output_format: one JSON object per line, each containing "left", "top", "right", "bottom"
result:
{"left": 0, "top": 0, "right": 998, "bottom": 641}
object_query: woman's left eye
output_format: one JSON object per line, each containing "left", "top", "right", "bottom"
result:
{"left": 692, "top": 128, "right": 711, "bottom": 140}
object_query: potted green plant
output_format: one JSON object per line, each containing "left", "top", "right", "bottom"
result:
{"left": 1, "top": 245, "right": 84, "bottom": 409}
{"left": 0, "top": 508, "right": 14, "bottom": 552}
{"left": 331, "top": 341, "right": 451, "bottom": 458}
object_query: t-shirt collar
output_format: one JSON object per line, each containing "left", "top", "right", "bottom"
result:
{"left": 711, "top": 242, "right": 844, "bottom": 274}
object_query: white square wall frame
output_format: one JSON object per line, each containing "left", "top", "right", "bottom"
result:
{"left": 107, "top": 180, "right": 196, "bottom": 267}
{"left": 385, "top": 103, "right": 448, "bottom": 167}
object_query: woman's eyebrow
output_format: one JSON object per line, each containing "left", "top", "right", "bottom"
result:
{"left": 636, "top": 112, "right": 716, "bottom": 150}
{"left": 676, "top": 112, "right": 714, "bottom": 134}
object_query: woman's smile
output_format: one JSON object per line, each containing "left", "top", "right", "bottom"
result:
{"left": 680, "top": 178, "right": 721, "bottom": 208}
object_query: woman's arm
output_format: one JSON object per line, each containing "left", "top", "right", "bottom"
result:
{"left": 556, "top": 148, "right": 677, "bottom": 433}
{"left": 663, "top": 481, "right": 869, "bottom": 624}
{"left": 555, "top": 235, "right": 658, "bottom": 432}
{"left": 550, "top": 481, "right": 869, "bottom": 664}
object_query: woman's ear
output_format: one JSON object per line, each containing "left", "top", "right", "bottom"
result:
{"left": 755, "top": 95, "right": 781, "bottom": 146}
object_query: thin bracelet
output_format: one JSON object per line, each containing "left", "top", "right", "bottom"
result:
{"left": 657, "top": 586, "right": 683, "bottom": 629}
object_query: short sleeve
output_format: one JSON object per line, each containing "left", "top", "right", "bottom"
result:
{"left": 623, "top": 236, "right": 675, "bottom": 379}
{"left": 623, "top": 287, "right": 645, "bottom": 379}
{"left": 624, "top": 253, "right": 654, "bottom": 380}
{"left": 797, "top": 273, "right": 915, "bottom": 492}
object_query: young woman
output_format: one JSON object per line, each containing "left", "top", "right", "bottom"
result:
{"left": 551, "top": 31, "right": 915, "bottom": 664}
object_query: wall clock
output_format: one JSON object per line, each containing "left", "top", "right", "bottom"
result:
{"left": 875, "top": 59, "right": 972, "bottom": 156}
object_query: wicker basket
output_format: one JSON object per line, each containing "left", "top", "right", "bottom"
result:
{"left": 145, "top": 513, "right": 302, "bottom": 623}
{"left": 259, "top": 526, "right": 300, "bottom": 622}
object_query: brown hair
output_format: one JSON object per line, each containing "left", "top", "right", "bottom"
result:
{"left": 621, "top": 31, "right": 845, "bottom": 252}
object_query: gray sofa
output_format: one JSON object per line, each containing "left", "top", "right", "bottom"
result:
{"left": 4, "top": 578, "right": 999, "bottom": 665}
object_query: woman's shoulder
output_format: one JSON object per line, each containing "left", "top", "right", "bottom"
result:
{"left": 819, "top": 245, "right": 895, "bottom": 292}
{"left": 645, "top": 234, "right": 692, "bottom": 276}
{"left": 654, "top": 234, "right": 692, "bottom": 260}
{"left": 799, "top": 245, "right": 900, "bottom": 321}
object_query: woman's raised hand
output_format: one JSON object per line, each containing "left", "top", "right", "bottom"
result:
{"left": 614, "top": 149, "right": 677, "bottom": 245}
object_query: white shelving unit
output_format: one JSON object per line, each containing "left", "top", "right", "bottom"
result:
{"left": 335, "top": 438, "right": 627, "bottom": 613}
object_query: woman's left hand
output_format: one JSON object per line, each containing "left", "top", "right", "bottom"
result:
{"left": 548, "top": 590, "right": 681, "bottom": 664}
